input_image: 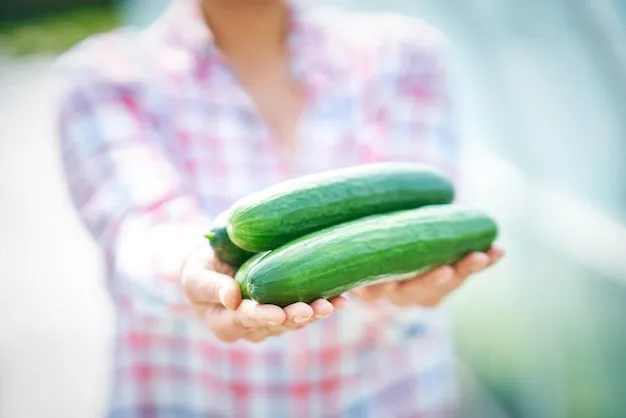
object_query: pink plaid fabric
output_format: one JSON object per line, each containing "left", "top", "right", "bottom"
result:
{"left": 55, "top": 0, "right": 461, "bottom": 416}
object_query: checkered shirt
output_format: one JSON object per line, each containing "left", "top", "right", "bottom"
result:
{"left": 54, "top": 0, "right": 462, "bottom": 416}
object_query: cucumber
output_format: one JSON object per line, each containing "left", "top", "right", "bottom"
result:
{"left": 205, "top": 211, "right": 256, "bottom": 267}
{"left": 227, "top": 162, "right": 455, "bottom": 252}
{"left": 234, "top": 251, "right": 270, "bottom": 299}
{"left": 245, "top": 205, "right": 498, "bottom": 307}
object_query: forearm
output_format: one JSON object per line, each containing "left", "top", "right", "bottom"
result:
{"left": 54, "top": 70, "right": 216, "bottom": 318}
{"left": 101, "top": 196, "right": 214, "bottom": 318}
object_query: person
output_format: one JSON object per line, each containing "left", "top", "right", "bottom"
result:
{"left": 54, "top": 0, "right": 504, "bottom": 416}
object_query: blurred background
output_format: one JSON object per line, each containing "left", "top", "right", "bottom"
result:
{"left": 0, "top": 0, "right": 624, "bottom": 417}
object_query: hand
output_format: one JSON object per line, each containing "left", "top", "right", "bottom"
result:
{"left": 180, "top": 247, "right": 347, "bottom": 343}
{"left": 351, "top": 247, "right": 505, "bottom": 308}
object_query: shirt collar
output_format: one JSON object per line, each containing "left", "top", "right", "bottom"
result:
{"left": 152, "top": 0, "right": 217, "bottom": 55}
{"left": 150, "top": 0, "right": 349, "bottom": 93}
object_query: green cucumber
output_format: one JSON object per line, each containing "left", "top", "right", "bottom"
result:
{"left": 234, "top": 251, "right": 270, "bottom": 299}
{"left": 245, "top": 205, "right": 498, "bottom": 307}
{"left": 227, "top": 162, "right": 455, "bottom": 252}
{"left": 205, "top": 211, "right": 256, "bottom": 267}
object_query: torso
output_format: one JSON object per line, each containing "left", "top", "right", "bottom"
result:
{"left": 231, "top": 58, "right": 306, "bottom": 171}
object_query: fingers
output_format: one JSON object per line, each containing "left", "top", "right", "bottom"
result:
{"left": 205, "top": 297, "right": 347, "bottom": 343}
{"left": 453, "top": 252, "right": 491, "bottom": 279}
{"left": 283, "top": 302, "right": 315, "bottom": 328}
{"left": 351, "top": 282, "right": 397, "bottom": 302}
{"left": 328, "top": 295, "right": 348, "bottom": 311}
{"left": 205, "top": 299, "right": 286, "bottom": 342}
{"left": 232, "top": 300, "right": 287, "bottom": 328}
{"left": 392, "top": 266, "right": 457, "bottom": 307}
{"left": 310, "top": 299, "right": 335, "bottom": 320}
{"left": 183, "top": 268, "right": 242, "bottom": 310}
{"left": 394, "top": 251, "right": 497, "bottom": 307}
{"left": 395, "top": 250, "right": 498, "bottom": 307}
{"left": 487, "top": 246, "right": 505, "bottom": 265}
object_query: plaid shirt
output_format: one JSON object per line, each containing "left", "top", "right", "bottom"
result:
{"left": 54, "top": 0, "right": 461, "bottom": 416}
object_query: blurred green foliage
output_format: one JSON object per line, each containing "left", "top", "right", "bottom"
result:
{"left": 0, "top": 6, "right": 120, "bottom": 56}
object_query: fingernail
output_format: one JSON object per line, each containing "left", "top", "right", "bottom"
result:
{"left": 267, "top": 320, "right": 281, "bottom": 326}
{"left": 315, "top": 314, "right": 329, "bottom": 320}
{"left": 293, "top": 316, "right": 309, "bottom": 324}
{"left": 218, "top": 288, "right": 228, "bottom": 307}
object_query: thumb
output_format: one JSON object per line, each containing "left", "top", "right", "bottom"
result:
{"left": 183, "top": 268, "right": 242, "bottom": 310}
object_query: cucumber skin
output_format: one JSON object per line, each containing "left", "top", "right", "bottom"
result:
{"left": 227, "top": 163, "right": 455, "bottom": 252}
{"left": 246, "top": 205, "right": 498, "bottom": 307}
{"left": 234, "top": 252, "right": 269, "bottom": 299}
{"left": 206, "top": 212, "right": 256, "bottom": 267}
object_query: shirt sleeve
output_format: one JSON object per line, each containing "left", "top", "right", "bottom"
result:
{"left": 360, "top": 19, "right": 461, "bottom": 186}
{"left": 394, "top": 42, "right": 460, "bottom": 184}
{"left": 56, "top": 74, "right": 212, "bottom": 319}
